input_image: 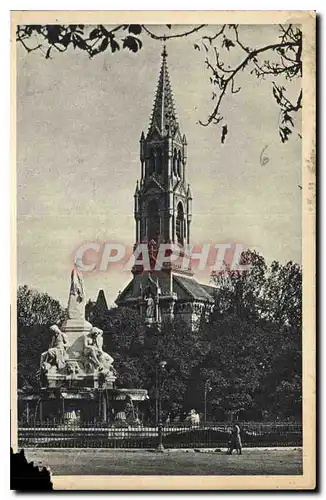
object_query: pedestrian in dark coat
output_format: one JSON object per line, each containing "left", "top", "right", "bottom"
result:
{"left": 227, "top": 424, "right": 242, "bottom": 455}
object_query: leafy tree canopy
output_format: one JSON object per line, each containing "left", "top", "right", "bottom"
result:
{"left": 17, "top": 285, "right": 66, "bottom": 390}
{"left": 17, "top": 250, "right": 302, "bottom": 421}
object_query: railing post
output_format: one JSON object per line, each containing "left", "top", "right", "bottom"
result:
{"left": 156, "top": 360, "right": 166, "bottom": 452}
{"left": 157, "top": 422, "right": 164, "bottom": 452}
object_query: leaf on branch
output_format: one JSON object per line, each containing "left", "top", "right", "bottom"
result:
{"left": 279, "top": 126, "right": 292, "bottom": 143}
{"left": 194, "top": 43, "right": 200, "bottom": 51}
{"left": 99, "top": 37, "right": 109, "bottom": 52}
{"left": 110, "top": 38, "right": 120, "bottom": 53}
{"left": 128, "top": 25, "right": 142, "bottom": 35}
{"left": 45, "top": 47, "right": 52, "bottom": 59}
{"left": 46, "top": 25, "right": 60, "bottom": 44}
{"left": 89, "top": 28, "right": 101, "bottom": 40}
{"left": 101, "top": 26, "right": 110, "bottom": 37}
{"left": 59, "top": 32, "right": 71, "bottom": 48}
{"left": 222, "top": 38, "right": 235, "bottom": 51}
{"left": 32, "top": 25, "right": 43, "bottom": 34}
{"left": 221, "top": 124, "right": 228, "bottom": 144}
{"left": 123, "top": 36, "right": 142, "bottom": 53}
{"left": 283, "top": 112, "right": 294, "bottom": 126}
{"left": 74, "top": 34, "right": 87, "bottom": 50}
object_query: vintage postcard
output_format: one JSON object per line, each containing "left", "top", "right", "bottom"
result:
{"left": 11, "top": 10, "right": 316, "bottom": 490}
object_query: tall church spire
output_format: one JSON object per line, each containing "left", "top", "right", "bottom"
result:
{"left": 148, "top": 44, "right": 179, "bottom": 138}
{"left": 116, "top": 46, "right": 216, "bottom": 331}
{"left": 135, "top": 48, "right": 192, "bottom": 247}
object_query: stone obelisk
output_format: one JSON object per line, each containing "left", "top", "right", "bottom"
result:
{"left": 62, "top": 259, "right": 92, "bottom": 356}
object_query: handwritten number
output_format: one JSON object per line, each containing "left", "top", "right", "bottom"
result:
{"left": 260, "top": 145, "right": 269, "bottom": 166}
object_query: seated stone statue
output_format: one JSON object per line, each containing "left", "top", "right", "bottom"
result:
{"left": 83, "top": 327, "right": 114, "bottom": 370}
{"left": 41, "top": 325, "right": 68, "bottom": 371}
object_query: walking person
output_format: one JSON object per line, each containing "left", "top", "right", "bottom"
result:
{"left": 227, "top": 424, "right": 242, "bottom": 455}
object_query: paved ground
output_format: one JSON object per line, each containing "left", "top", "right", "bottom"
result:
{"left": 25, "top": 448, "right": 303, "bottom": 476}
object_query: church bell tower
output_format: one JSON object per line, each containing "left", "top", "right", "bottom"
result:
{"left": 116, "top": 46, "right": 215, "bottom": 327}
{"left": 134, "top": 45, "right": 193, "bottom": 248}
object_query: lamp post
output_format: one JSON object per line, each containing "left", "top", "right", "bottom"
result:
{"left": 204, "top": 379, "right": 212, "bottom": 425}
{"left": 157, "top": 360, "right": 167, "bottom": 452}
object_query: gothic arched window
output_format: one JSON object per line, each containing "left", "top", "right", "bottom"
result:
{"left": 177, "top": 150, "right": 182, "bottom": 177}
{"left": 176, "top": 202, "right": 184, "bottom": 245}
{"left": 149, "top": 150, "right": 155, "bottom": 176}
{"left": 156, "top": 148, "right": 163, "bottom": 174}
{"left": 148, "top": 199, "right": 160, "bottom": 242}
{"left": 173, "top": 148, "right": 178, "bottom": 177}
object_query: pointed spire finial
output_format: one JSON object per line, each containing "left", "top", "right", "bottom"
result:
{"left": 147, "top": 41, "right": 179, "bottom": 137}
{"left": 162, "top": 35, "right": 168, "bottom": 59}
{"left": 162, "top": 35, "right": 167, "bottom": 59}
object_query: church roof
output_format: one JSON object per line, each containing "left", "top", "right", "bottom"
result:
{"left": 147, "top": 45, "right": 179, "bottom": 138}
{"left": 173, "top": 275, "right": 215, "bottom": 302}
{"left": 199, "top": 283, "right": 218, "bottom": 299}
{"left": 96, "top": 289, "right": 109, "bottom": 310}
{"left": 116, "top": 280, "right": 134, "bottom": 303}
{"left": 115, "top": 274, "right": 215, "bottom": 304}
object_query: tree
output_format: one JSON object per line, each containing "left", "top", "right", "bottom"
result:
{"left": 16, "top": 23, "right": 302, "bottom": 142}
{"left": 263, "top": 260, "right": 302, "bottom": 330}
{"left": 273, "top": 375, "right": 302, "bottom": 420}
{"left": 17, "top": 285, "right": 66, "bottom": 389}
{"left": 208, "top": 251, "right": 302, "bottom": 420}
{"left": 85, "top": 249, "right": 302, "bottom": 422}
{"left": 142, "top": 319, "right": 208, "bottom": 419}
{"left": 258, "top": 262, "right": 302, "bottom": 420}
{"left": 211, "top": 249, "right": 268, "bottom": 321}
{"left": 17, "top": 284, "right": 65, "bottom": 328}
{"left": 194, "top": 313, "right": 268, "bottom": 421}
{"left": 91, "top": 306, "right": 147, "bottom": 389}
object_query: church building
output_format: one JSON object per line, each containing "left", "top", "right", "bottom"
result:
{"left": 115, "top": 46, "right": 216, "bottom": 328}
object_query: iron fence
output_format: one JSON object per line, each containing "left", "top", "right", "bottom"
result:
{"left": 18, "top": 421, "right": 302, "bottom": 449}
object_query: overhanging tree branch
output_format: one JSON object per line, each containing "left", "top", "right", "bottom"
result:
{"left": 141, "top": 24, "right": 206, "bottom": 40}
{"left": 197, "top": 24, "right": 301, "bottom": 141}
{"left": 16, "top": 23, "right": 302, "bottom": 143}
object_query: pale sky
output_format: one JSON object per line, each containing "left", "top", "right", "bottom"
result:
{"left": 17, "top": 24, "right": 302, "bottom": 307}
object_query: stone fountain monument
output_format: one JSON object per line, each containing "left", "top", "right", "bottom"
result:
{"left": 40, "top": 261, "right": 117, "bottom": 393}
{"left": 20, "top": 262, "right": 148, "bottom": 425}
